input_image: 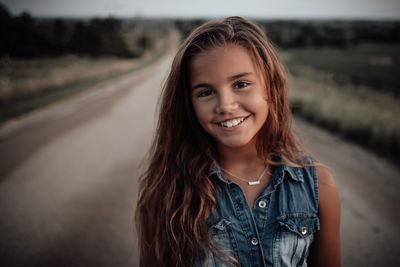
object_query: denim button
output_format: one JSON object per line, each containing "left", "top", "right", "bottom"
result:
{"left": 301, "top": 226, "right": 308, "bottom": 235}
{"left": 258, "top": 200, "right": 266, "bottom": 208}
{"left": 251, "top": 237, "right": 259, "bottom": 246}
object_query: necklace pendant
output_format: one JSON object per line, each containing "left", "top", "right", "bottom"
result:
{"left": 248, "top": 180, "right": 261, "bottom": 186}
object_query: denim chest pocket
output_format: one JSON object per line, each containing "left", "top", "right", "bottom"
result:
{"left": 274, "top": 213, "right": 320, "bottom": 267}
{"left": 204, "top": 218, "right": 239, "bottom": 267}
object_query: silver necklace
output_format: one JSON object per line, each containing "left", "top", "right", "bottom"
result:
{"left": 220, "top": 165, "right": 268, "bottom": 186}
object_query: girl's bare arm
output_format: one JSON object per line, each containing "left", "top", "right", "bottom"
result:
{"left": 309, "top": 165, "right": 341, "bottom": 267}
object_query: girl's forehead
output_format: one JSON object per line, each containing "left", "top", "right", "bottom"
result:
{"left": 191, "top": 43, "right": 249, "bottom": 63}
{"left": 188, "top": 43, "right": 263, "bottom": 82}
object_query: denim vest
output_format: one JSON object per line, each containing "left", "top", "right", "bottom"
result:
{"left": 196, "top": 160, "right": 320, "bottom": 267}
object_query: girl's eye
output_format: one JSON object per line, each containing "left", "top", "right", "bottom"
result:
{"left": 234, "top": 81, "right": 250, "bottom": 89}
{"left": 198, "top": 88, "right": 214, "bottom": 97}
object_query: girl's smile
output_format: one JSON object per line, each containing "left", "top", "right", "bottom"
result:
{"left": 189, "top": 43, "right": 269, "bottom": 150}
{"left": 216, "top": 114, "right": 251, "bottom": 128}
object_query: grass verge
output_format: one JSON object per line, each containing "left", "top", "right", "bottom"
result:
{"left": 288, "top": 73, "right": 400, "bottom": 164}
{"left": 282, "top": 43, "right": 400, "bottom": 164}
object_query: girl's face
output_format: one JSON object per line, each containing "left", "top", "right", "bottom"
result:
{"left": 189, "top": 43, "right": 269, "bottom": 151}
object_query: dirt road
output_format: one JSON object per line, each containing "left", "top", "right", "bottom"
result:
{"left": 0, "top": 42, "right": 399, "bottom": 267}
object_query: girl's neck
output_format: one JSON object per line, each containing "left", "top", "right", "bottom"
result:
{"left": 216, "top": 142, "right": 265, "bottom": 173}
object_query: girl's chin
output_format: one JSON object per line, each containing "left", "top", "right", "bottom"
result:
{"left": 216, "top": 138, "right": 255, "bottom": 150}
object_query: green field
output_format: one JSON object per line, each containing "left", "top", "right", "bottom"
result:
{"left": 282, "top": 43, "right": 400, "bottom": 162}
{"left": 283, "top": 43, "right": 400, "bottom": 94}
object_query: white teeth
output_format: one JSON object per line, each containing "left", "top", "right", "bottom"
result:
{"left": 219, "top": 117, "right": 246, "bottom": 128}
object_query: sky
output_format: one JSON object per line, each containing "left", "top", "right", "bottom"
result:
{"left": 2, "top": 0, "right": 400, "bottom": 19}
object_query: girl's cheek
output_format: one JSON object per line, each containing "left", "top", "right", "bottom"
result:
{"left": 247, "top": 93, "right": 268, "bottom": 105}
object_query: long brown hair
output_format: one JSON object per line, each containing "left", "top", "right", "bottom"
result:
{"left": 136, "top": 16, "right": 305, "bottom": 266}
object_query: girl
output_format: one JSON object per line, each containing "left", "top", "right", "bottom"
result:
{"left": 136, "top": 16, "right": 340, "bottom": 267}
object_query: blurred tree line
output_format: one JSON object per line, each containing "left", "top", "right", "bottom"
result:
{"left": 0, "top": 3, "right": 146, "bottom": 58}
{"left": 260, "top": 20, "right": 400, "bottom": 48}
{"left": 175, "top": 18, "right": 400, "bottom": 48}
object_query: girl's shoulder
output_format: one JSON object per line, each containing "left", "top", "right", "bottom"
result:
{"left": 292, "top": 155, "right": 339, "bottom": 202}
{"left": 275, "top": 153, "right": 317, "bottom": 181}
{"left": 315, "top": 163, "right": 337, "bottom": 189}
{"left": 314, "top": 163, "right": 339, "bottom": 216}
{"left": 290, "top": 153, "right": 337, "bottom": 190}
{"left": 308, "top": 163, "right": 341, "bottom": 266}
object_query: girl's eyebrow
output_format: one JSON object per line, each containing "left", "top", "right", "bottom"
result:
{"left": 229, "top": 72, "right": 253, "bottom": 81}
{"left": 191, "top": 82, "right": 211, "bottom": 91}
{"left": 191, "top": 72, "right": 253, "bottom": 91}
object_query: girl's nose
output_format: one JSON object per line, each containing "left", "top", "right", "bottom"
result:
{"left": 215, "top": 93, "right": 238, "bottom": 114}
